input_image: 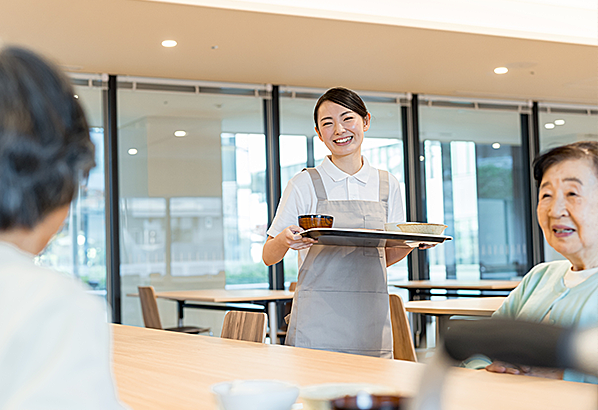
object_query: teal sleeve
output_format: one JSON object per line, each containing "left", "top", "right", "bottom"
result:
{"left": 563, "top": 369, "right": 598, "bottom": 384}
{"left": 461, "top": 354, "right": 492, "bottom": 370}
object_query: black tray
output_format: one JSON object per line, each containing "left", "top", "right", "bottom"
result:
{"left": 301, "top": 228, "right": 452, "bottom": 248}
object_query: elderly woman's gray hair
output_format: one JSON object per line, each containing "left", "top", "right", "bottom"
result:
{"left": 0, "top": 47, "right": 95, "bottom": 230}
{"left": 533, "top": 141, "right": 598, "bottom": 186}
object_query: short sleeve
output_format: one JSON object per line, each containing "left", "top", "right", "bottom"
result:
{"left": 266, "top": 172, "right": 316, "bottom": 238}
{"left": 387, "top": 172, "right": 405, "bottom": 223}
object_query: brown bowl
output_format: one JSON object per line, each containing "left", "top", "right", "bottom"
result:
{"left": 331, "top": 394, "right": 406, "bottom": 410}
{"left": 298, "top": 214, "right": 333, "bottom": 230}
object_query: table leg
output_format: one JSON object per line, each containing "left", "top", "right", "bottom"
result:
{"left": 177, "top": 302, "right": 184, "bottom": 327}
{"left": 436, "top": 315, "right": 450, "bottom": 343}
{"left": 267, "top": 301, "right": 278, "bottom": 345}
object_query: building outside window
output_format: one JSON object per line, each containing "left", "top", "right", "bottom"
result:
{"left": 116, "top": 78, "right": 268, "bottom": 330}
{"left": 419, "top": 98, "right": 530, "bottom": 281}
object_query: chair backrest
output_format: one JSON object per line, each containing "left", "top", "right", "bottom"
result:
{"left": 138, "top": 286, "right": 163, "bottom": 330}
{"left": 289, "top": 281, "right": 297, "bottom": 291}
{"left": 389, "top": 294, "right": 417, "bottom": 362}
{"left": 221, "top": 311, "right": 267, "bottom": 343}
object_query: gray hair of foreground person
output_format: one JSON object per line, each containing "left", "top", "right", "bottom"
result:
{"left": 0, "top": 46, "right": 95, "bottom": 231}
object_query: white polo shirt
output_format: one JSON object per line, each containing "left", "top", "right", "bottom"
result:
{"left": 267, "top": 156, "right": 405, "bottom": 268}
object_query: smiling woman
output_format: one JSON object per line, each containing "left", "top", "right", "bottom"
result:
{"left": 263, "top": 87, "right": 410, "bottom": 358}
{"left": 485, "top": 141, "right": 598, "bottom": 384}
{"left": 535, "top": 143, "right": 598, "bottom": 271}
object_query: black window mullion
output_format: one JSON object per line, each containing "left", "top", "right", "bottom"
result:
{"left": 264, "top": 85, "right": 284, "bottom": 290}
{"left": 402, "top": 94, "right": 428, "bottom": 281}
{"left": 521, "top": 103, "right": 544, "bottom": 270}
{"left": 104, "top": 75, "right": 121, "bottom": 323}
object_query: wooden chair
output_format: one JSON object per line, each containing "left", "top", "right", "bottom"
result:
{"left": 221, "top": 311, "right": 268, "bottom": 343}
{"left": 389, "top": 294, "right": 417, "bottom": 362}
{"left": 138, "top": 286, "right": 210, "bottom": 334}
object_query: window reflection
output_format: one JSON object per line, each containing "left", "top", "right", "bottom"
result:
{"left": 37, "top": 84, "right": 107, "bottom": 292}
{"left": 117, "top": 84, "right": 267, "bottom": 327}
{"left": 420, "top": 104, "right": 528, "bottom": 281}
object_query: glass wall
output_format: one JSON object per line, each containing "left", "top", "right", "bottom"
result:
{"left": 419, "top": 100, "right": 529, "bottom": 281}
{"left": 539, "top": 104, "right": 598, "bottom": 262}
{"left": 280, "top": 91, "right": 407, "bottom": 283}
{"left": 117, "top": 79, "right": 268, "bottom": 331}
{"left": 37, "top": 79, "right": 107, "bottom": 293}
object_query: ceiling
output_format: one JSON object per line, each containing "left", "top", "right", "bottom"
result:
{"left": 1, "top": 0, "right": 596, "bottom": 105}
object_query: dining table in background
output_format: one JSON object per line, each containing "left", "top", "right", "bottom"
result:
{"left": 128, "top": 289, "right": 294, "bottom": 344}
{"left": 392, "top": 280, "right": 521, "bottom": 301}
{"left": 405, "top": 297, "right": 506, "bottom": 340}
{"left": 111, "top": 324, "right": 597, "bottom": 410}
{"left": 391, "top": 280, "right": 519, "bottom": 347}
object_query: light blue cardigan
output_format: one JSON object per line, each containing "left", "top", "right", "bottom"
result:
{"left": 493, "top": 260, "right": 598, "bottom": 383}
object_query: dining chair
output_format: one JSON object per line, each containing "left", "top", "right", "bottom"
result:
{"left": 138, "top": 286, "right": 210, "bottom": 334}
{"left": 220, "top": 311, "right": 268, "bottom": 343}
{"left": 389, "top": 294, "right": 417, "bottom": 362}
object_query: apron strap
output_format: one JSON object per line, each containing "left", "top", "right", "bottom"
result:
{"left": 305, "top": 168, "right": 328, "bottom": 201}
{"left": 378, "top": 169, "right": 389, "bottom": 203}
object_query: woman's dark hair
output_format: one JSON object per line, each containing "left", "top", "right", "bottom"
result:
{"left": 313, "top": 87, "right": 368, "bottom": 130}
{"left": 0, "top": 47, "right": 95, "bottom": 230}
{"left": 533, "top": 141, "right": 598, "bottom": 186}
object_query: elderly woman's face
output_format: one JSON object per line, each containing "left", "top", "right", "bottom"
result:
{"left": 537, "top": 158, "right": 598, "bottom": 269}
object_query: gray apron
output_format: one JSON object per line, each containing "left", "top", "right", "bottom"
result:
{"left": 285, "top": 168, "right": 393, "bottom": 358}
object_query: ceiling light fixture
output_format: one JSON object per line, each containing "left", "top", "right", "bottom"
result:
{"left": 545, "top": 123, "right": 555, "bottom": 129}
{"left": 419, "top": 156, "right": 425, "bottom": 162}
{"left": 174, "top": 130, "right": 187, "bottom": 137}
{"left": 492, "top": 142, "right": 501, "bottom": 149}
{"left": 128, "top": 148, "right": 138, "bottom": 155}
{"left": 161, "top": 40, "right": 177, "bottom": 48}
{"left": 494, "top": 67, "right": 508, "bottom": 75}
{"left": 74, "top": 94, "right": 79, "bottom": 99}
{"left": 554, "top": 119, "right": 565, "bottom": 126}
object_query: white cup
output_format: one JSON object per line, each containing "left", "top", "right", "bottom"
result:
{"left": 211, "top": 380, "right": 299, "bottom": 410}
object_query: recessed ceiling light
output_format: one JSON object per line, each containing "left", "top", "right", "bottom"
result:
{"left": 161, "top": 40, "right": 177, "bottom": 48}
{"left": 74, "top": 94, "right": 79, "bottom": 99}
{"left": 419, "top": 156, "right": 425, "bottom": 162}
{"left": 494, "top": 67, "right": 508, "bottom": 75}
{"left": 128, "top": 148, "right": 138, "bottom": 155}
{"left": 492, "top": 142, "right": 501, "bottom": 149}
{"left": 174, "top": 130, "right": 187, "bottom": 138}
{"left": 545, "top": 123, "right": 555, "bottom": 129}
{"left": 554, "top": 119, "right": 565, "bottom": 126}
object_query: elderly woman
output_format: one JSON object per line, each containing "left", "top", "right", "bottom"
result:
{"left": 0, "top": 47, "right": 126, "bottom": 408}
{"left": 485, "top": 141, "right": 598, "bottom": 383}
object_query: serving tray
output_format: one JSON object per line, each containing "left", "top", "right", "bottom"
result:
{"left": 301, "top": 228, "right": 452, "bottom": 248}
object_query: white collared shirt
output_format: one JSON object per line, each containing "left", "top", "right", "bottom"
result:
{"left": 267, "top": 156, "right": 405, "bottom": 267}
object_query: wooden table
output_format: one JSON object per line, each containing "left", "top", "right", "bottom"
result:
{"left": 138, "top": 289, "right": 294, "bottom": 344}
{"left": 111, "top": 324, "right": 597, "bottom": 410}
{"left": 405, "top": 297, "right": 506, "bottom": 340}
{"left": 392, "top": 280, "right": 520, "bottom": 300}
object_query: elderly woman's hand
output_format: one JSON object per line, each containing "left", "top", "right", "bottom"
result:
{"left": 486, "top": 361, "right": 564, "bottom": 379}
